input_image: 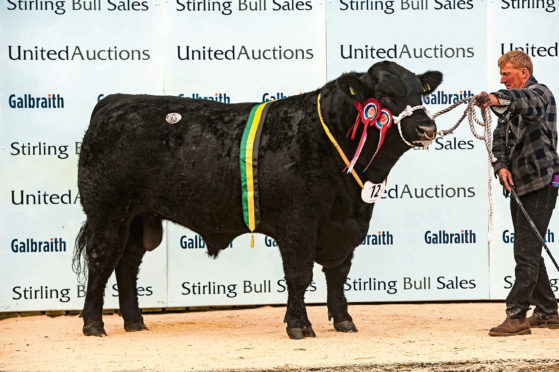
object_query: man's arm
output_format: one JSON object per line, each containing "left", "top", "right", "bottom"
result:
{"left": 491, "top": 119, "right": 514, "bottom": 191}
{"left": 492, "top": 85, "right": 551, "bottom": 121}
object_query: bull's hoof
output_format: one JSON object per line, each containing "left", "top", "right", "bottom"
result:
{"left": 286, "top": 327, "right": 305, "bottom": 339}
{"left": 286, "top": 326, "right": 316, "bottom": 339}
{"left": 83, "top": 321, "right": 107, "bottom": 337}
{"left": 124, "top": 320, "right": 148, "bottom": 332}
{"left": 303, "top": 326, "right": 316, "bottom": 338}
{"left": 334, "top": 320, "right": 358, "bottom": 333}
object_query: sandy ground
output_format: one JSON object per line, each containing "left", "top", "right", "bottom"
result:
{"left": 1, "top": 302, "right": 559, "bottom": 371}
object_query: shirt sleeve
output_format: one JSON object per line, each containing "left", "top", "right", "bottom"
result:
{"left": 491, "top": 84, "right": 551, "bottom": 122}
{"left": 489, "top": 95, "right": 511, "bottom": 116}
{"left": 491, "top": 118, "right": 508, "bottom": 173}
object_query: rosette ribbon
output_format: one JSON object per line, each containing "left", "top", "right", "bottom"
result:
{"left": 346, "top": 98, "right": 380, "bottom": 173}
{"left": 364, "top": 108, "right": 393, "bottom": 171}
{"left": 346, "top": 99, "right": 393, "bottom": 173}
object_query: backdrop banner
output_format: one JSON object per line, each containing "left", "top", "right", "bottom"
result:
{"left": 1, "top": 0, "right": 558, "bottom": 311}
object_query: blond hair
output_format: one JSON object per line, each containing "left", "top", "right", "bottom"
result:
{"left": 498, "top": 50, "right": 533, "bottom": 75}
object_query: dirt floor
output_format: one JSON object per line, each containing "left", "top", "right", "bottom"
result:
{"left": 1, "top": 302, "right": 559, "bottom": 371}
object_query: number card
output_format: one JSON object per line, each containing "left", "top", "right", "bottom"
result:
{"left": 361, "top": 180, "right": 385, "bottom": 203}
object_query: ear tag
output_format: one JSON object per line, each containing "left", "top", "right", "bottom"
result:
{"left": 422, "top": 82, "right": 431, "bottom": 93}
{"left": 166, "top": 113, "right": 182, "bottom": 124}
{"left": 349, "top": 86, "right": 356, "bottom": 96}
{"left": 361, "top": 180, "right": 386, "bottom": 203}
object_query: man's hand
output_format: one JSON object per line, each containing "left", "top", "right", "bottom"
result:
{"left": 497, "top": 168, "right": 514, "bottom": 192}
{"left": 475, "top": 92, "right": 499, "bottom": 108}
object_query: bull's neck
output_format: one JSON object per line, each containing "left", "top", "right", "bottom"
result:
{"left": 317, "top": 90, "right": 409, "bottom": 185}
{"left": 318, "top": 91, "right": 363, "bottom": 154}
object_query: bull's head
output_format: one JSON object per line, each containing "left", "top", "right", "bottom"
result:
{"left": 322, "top": 61, "right": 442, "bottom": 183}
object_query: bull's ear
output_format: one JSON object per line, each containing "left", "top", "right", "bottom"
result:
{"left": 418, "top": 71, "right": 443, "bottom": 95}
{"left": 336, "top": 74, "right": 366, "bottom": 102}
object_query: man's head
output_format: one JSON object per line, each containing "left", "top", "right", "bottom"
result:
{"left": 498, "top": 50, "right": 533, "bottom": 89}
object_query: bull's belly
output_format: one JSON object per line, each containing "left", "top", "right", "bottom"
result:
{"left": 315, "top": 221, "right": 368, "bottom": 268}
{"left": 79, "top": 158, "right": 245, "bottom": 230}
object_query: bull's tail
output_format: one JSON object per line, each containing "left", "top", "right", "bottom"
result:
{"left": 73, "top": 220, "right": 91, "bottom": 285}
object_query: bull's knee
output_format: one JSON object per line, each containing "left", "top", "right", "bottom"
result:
{"left": 141, "top": 213, "right": 162, "bottom": 251}
{"left": 292, "top": 269, "right": 313, "bottom": 286}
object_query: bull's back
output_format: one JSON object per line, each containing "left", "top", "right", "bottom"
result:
{"left": 79, "top": 94, "right": 254, "bottom": 224}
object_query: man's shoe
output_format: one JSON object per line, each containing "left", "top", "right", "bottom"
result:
{"left": 489, "top": 318, "right": 531, "bottom": 337}
{"left": 528, "top": 313, "right": 559, "bottom": 329}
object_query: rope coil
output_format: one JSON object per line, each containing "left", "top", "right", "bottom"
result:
{"left": 431, "top": 95, "right": 496, "bottom": 242}
{"left": 433, "top": 96, "right": 496, "bottom": 162}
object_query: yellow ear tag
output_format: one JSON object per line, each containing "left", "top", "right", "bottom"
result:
{"left": 422, "top": 83, "right": 430, "bottom": 93}
{"left": 349, "top": 86, "right": 356, "bottom": 96}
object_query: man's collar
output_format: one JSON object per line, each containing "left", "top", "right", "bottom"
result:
{"left": 524, "top": 75, "right": 538, "bottom": 88}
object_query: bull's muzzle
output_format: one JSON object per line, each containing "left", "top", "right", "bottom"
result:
{"left": 417, "top": 121, "right": 437, "bottom": 141}
{"left": 394, "top": 104, "right": 437, "bottom": 148}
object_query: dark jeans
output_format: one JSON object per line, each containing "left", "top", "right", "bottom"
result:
{"left": 506, "top": 186, "right": 559, "bottom": 319}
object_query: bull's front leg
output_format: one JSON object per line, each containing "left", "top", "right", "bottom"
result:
{"left": 277, "top": 230, "right": 317, "bottom": 339}
{"left": 282, "top": 265, "right": 315, "bottom": 339}
{"left": 322, "top": 253, "right": 358, "bottom": 333}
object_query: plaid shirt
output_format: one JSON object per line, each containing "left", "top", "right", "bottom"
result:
{"left": 491, "top": 76, "right": 559, "bottom": 196}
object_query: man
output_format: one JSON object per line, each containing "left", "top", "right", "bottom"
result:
{"left": 477, "top": 50, "right": 559, "bottom": 336}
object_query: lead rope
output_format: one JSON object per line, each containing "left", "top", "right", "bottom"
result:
{"left": 431, "top": 96, "right": 496, "bottom": 242}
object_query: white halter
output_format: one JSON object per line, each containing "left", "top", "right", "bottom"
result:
{"left": 393, "top": 105, "right": 434, "bottom": 148}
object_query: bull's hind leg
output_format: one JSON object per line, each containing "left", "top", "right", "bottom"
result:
{"left": 276, "top": 229, "right": 317, "bottom": 339}
{"left": 82, "top": 222, "right": 128, "bottom": 336}
{"left": 115, "top": 213, "right": 162, "bottom": 331}
{"left": 115, "top": 216, "right": 151, "bottom": 332}
{"left": 322, "top": 253, "right": 358, "bottom": 333}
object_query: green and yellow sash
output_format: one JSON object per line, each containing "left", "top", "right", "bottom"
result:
{"left": 240, "top": 101, "right": 272, "bottom": 232}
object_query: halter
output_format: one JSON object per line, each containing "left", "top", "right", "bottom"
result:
{"left": 393, "top": 104, "right": 435, "bottom": 148}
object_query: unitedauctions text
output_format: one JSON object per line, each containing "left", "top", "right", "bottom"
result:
{"left": 8, "top": 45, "right": 150, "bottom": 61}
{"left": 177, "top": 45, "right": 314, "bottom": 61}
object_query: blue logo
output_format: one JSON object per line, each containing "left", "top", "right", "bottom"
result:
{"left": 361, "top": 231, "right": 394, "bottom": 246}
{"left": 424, "top": 229, "right": 476, "bottom": 244}
{"left": 11, "top": 237, "right": 67, "bottom": 253}
{"left": 422, "top": 90, "right": 474, "bottom": 105}
{"left": 9, "top": 94, "right": 64, "bottom": 109}
{"left": 502, "top": 229, "right": 554, "bottom": 244}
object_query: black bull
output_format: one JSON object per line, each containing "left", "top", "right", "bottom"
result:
{"left": 74, "top": 61, "right": 442, "bottom": 339}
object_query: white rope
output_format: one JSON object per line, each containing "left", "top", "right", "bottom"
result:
{"left": 394, "top": 105, "right": 434, "bottom": 148}
{"left": 392, "top": 98, "right": 496, "bottom": 242}
{"left": 431, "top": 96, "right": 496, "bottom": 242}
